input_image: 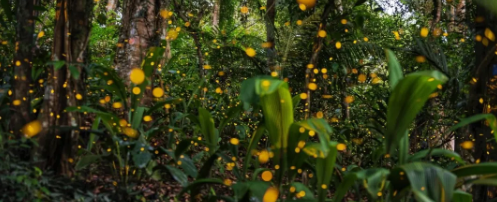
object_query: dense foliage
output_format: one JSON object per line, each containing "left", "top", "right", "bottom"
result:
{"left": 1, "top": 0, "right": 497, "bottom": 201}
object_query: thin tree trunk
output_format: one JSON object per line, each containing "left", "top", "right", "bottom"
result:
{"left": 304, "top": 1, "right": 335, "bottom": 118}
{"left": 212, "top": 0, "right": 219, "bottom": 27}
{"left": 37, "top": 0, "right": 93, "bottom": 176}
{"left": 265, "top": 0, "right": 276, "bottom": 72}
{"left": 430, "top": 0, "right": 441, "bottom": 28}
{"left": 11, "top": 0, "right": 35, "bottom": 136}
{"left": 106, "top": 0, "right": 117, "bottom": 12}
{"left": 172, "top": 1, "right": 206, "bottom": 77}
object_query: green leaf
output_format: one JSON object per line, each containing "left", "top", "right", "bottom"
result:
{"left": 179, "top": 178, "right": 224, "bottom": 196}
{"left": 179, "top": 156, "right": 198, "bottom": 178}
{"left": 133, "top": 151, "right": 151, "bottom": 169}
{"left": 68, "top": 65, "right": 80, "bottom": 79}
{"left": 132, "top": 107, "right": 145, "bottom": 129}
{"left": 292, "top": 94, "right": 301, "bottom": 111}
{"left": 451, "top": 162, "right": 497, "bottom": 177}
{"left": 409, "top": 149, "right": 465, "bottom": 165}
{"left": 385, "top": 71, "right": 448, "bottom": 154}
{"left": 296, "top": 119, "right": 333, "bottom": 156}
{"left": 174, "top": 139, "right": 192, "bottom": 159}
{"left": 476, "top": 0, "right": 497, "bottom": 15}
{"left": 165, "top": 165, "right": 189, "bottom": 187}
{"left": 450, "top": 114, "right": 497, "bottom": 142}
{"left": 290, "top": 182, "right": 315, "bottom": 199}
{"left": 198, "top": 153, "right": 218, "bottom": 179}
{"left": 52, "top": 60, "right": 66, "bottom": 70}
{"left": 385, "top": 49, "right": 403, "bottom": 91}
{"left": 471, "top": 178, "right": 497, "bottom": 186}
{"left": 146, "top": 97, "right": 182, "bottom": 114}
{"left": 142, "top": 47, "right": 165, "bottom": 77}
{"left": 399, "top": 131, "right": 409, "bottom": 164}
{"left": 356, "top": 168, "right": 390, "bottom": 199}
{"left": 245, "top": 181, "right": 271, "bottom": 200}
{"left": 243, "top": 124, "right": 266, "bottom": 176}
{"left": 390, "top": 162, "right": 456, "bottom": 202}
{"left": 287, "top": 124, "right": 311, "bottom": 180}
{"left": 240, "top": 77, "right": 294, "bottom": 152}
{"left": 198, "top": 108, "right": 218, "bottom": 153}
{"left": 87, "top": 117, "right": 101, "bottom": 150}
{"left": 452, "top": 190, "right": 472, "bottom": 202}
{"left": 354, "top": 0, "right": 367, "bottom": 6}
{"left": 75, "top": 155, "right": 100, "bottom": 170}
{"left": 218, "top": 104, "right": 243, "bottom": 133}
{"left": 316, "top": 141, "right": 338, "bottom": 202}
{"left": 333, "top": 172, "right": 358, "bottom": 202}
{"left": 1, "top": 0, "right": 12, "bottom": 21}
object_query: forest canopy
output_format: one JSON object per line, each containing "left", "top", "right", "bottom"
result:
{"left": 1, "top": 0, "right": 497, "bottom": 201}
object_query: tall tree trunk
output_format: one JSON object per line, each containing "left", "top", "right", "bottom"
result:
{"left": 37, "top": 0, "right": 93, "bottom": 176}
{"left": 172, "top": 1, "right": 207, "bottom": 77}
{"left": 212, "top": 0, "right": 220, "bottom": 27}
{"left": 468, "top": 5, "right": 497, "bottom": 201}
{"left": 11, "top": 0, "right": 35, "bottom": 136}
{"left": 114, "top": 0, "right": 160, "bottom": 86}
{"left": 106, "top": 0, "right": 117, "bottom": 12}
{"left": 265, "top": 0, "right": 276, "bottom": 72}
{"left": 304, "top": 1, "right": 335, "bottom": 118}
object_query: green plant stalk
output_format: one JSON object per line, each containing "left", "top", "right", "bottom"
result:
{"left": 316, "top": 142, "right": 338, "bottom": 202}
{"left": 260, "top": 86, "right": 293, "bottom": 185}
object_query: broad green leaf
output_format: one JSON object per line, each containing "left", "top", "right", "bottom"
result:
{"left": 451, "top": 162, "right": 497, "bottom": 177}
{"left": 385, "top": 71, "right": 448, "bottom": 154}
{"left": 245, "top": 181, "right": 271, "bottom": 200}
{"left": 174, "top": 139, "right": 192, "bottom": 159}
{"left": 316, "top": 141, "right": 338, "bottom": 202}
{"left": 133, "top": 151, "right": 151, "bottom": 169}
{"left": 333, "top": 172, "right": 358, "bottom": 202}
{"left": 471, "top": 178, "right": 497, "bottom": 186}
{"left": 75, "top": 155, "right": 100, "bottom": 170}
{"left": 92, "top": 66, "right": 128, "bottom": 108}
{"left": 240, "top": 76, "right": 294, "bottom": 185}
{"left": 399, "top": 131, "right": 409, "bottom": 164}
{"left": 68, "top": 65, "right": 80, "bottom": 79}
{"left": 450, "top": 114, "right": 497, "bottom": 142}
{"left": 52, "top": 60, "right": 66, "bottom": 70}
{"left": 452, "top": 190, "right": 472, "bottom": 202}
{"left": 232, "top": 182, "right": 250, "bottom": 200}
{"left": 287, "top": 124, "right": 311, "bottom": 180}
{"left": 165, "top": 165, "right": 189, "bottom": 187}
{"left": 390, "top": 162, "right": 456, "bottom": 202}
{"left": 290, "top": 182, "right": 315, "bottom": 199}
{"left": 356, "top": 168, "right": 390, "bottom": 199}
{"left": 198, "top": 153, "right": 218, "bottom": 179}
{"left": 258, "top": 78, "right": 294, "bottom": 149}
{"left": 179, "top": 156, "right": 198, "bottom": 178}
{"left": 476, "top": 0, "right": 497, "bottom": 15}
{"left": 409, "top": 149, "right": 465, "bottom": 165}
{"left": 292, "top": 94, "right": 301, "bottom": 111}
{"left": 296, "top": 119, "right": 333, "bottom": 156}
{"left": 87, "top": 116, "right": 101, "bottom": 150}
{"left": 198, "top": 107, "right": 218, "bottom": 153}
{"left": 385, "top": 49, "right": 403, "bottom": 90}
{"left": 131, "top": 107, "right": 145, "bottom": 129}
{"left": 142, "top": 47, "right": 165, "bottom": 77}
